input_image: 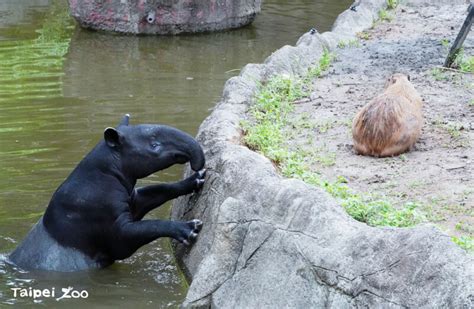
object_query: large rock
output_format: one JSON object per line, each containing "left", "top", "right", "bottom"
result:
{"left": 68, "top": 0, "right": 261, "bottom": 35}
{"left": 172, "top": 0, "right": 474, "bottom": 307}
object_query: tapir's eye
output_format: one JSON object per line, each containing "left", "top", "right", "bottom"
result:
{"left": 151, "top": 142, "right": 161, "bottom": 150}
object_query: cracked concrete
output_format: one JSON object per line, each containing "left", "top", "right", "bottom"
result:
{"left": 172, "top": 0, "right": 474, "bottom": 308}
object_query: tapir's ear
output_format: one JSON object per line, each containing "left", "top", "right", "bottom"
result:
{"left": 104, "top": 127, "right": 123, "bottom": 148}
{"left": 118, "top": 114, "right": 130, "bottom": 127}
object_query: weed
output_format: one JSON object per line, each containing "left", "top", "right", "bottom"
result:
{"left": 408, "top": 180, "right": 425, "bottom": 189}
{"left": 441, "top": 38, "right": 449, "bottom": 49}
{"left": 444, "top": 122, "right": 464, "bottom": 139}
{"left": 358, "top": 31, "right": 371, "bottom": 40}
{"left": 378, "top": 9, "right": 393, "bottom": 22}
{"left": 314, "top": 152, "right": 336, "bottom": 167}
{"left": 455, "top": 221, "right": 474, "bottom": 234}
{"left": 457, "top": 55, "right": 474, "bottom": 73}
{"left": 452, "top": 235, "right": 474, "bottom": 253}
{"left": 306, "top": 49, "right": 336, "bottom": 81}
{"left": 386, "top": 0, "right": 397, "bottom": 9}
{"left": 314, "top": 120, "right": 335, "bottom": 133}
{"left": 469, "top": 99, "right": 474, "bottom": 106}
{"left": 337, "top": 39, "right": 360, "bottom": 49}
{"left": 430, "top": 68, "right": 448, "bottom": 81}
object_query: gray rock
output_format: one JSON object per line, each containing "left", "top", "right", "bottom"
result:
{"left": 68, "top": 0, "right": 261, "bottom": 35}
{"left": 172, "top": 0, "right": 474, "bottom": 308}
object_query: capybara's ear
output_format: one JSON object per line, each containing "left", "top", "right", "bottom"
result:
{"left": 104, "top": 127, "right": 123, "bottom": 148}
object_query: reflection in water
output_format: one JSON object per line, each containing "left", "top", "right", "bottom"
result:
{"left": 0, "top": 1, "right": 73, "bottom": 103}
{"left": 0, "top": 0, "right": 351, "bottom": 306}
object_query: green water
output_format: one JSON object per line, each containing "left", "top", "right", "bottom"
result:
{"left": 0, "top": 0, "right": 351, "bottom": 307}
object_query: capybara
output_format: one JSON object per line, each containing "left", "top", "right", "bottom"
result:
{"left": 352, "top": 73, "right": 423, "bottom": 157}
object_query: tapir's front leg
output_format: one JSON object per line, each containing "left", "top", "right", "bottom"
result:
{"left": 112, "top": 213, "right": 203, "bottom": 259}
{"left": 130, "top": 169, "right": 206, "bottom": 220}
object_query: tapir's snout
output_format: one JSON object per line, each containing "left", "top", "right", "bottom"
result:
{"left": 157, "top": 125, "right": 205, "bottom": 171}
{"left": 184, "top": 136, "right": 205, "bottom": 171}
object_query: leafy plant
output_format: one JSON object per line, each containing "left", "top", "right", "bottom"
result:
{"left": 357, "top": 31, "right": 370, "bottom": 40}
{"left": 387, "top": 0, "right": 398, "bottom": 9}
{"left": 337, "top": 39, "right": 360, "bottom": 49}
{"left": 378, "top": 9, "right": 393, "bottom": 22}
{"left": 452, "top": 235, "right": 474, "bottom": 253}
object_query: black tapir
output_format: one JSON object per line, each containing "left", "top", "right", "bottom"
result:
{"left": 9, "top": 114, "right": 206, "bottom": 271}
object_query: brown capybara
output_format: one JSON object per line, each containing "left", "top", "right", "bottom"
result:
{"left": 352, "top": 73, "right": 423, "bottom": 157}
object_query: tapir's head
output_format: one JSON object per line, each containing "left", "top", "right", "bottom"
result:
{"left": 103, "top": 114, "right": 205, "bottom": 179}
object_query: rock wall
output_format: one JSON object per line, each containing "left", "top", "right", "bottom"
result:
{"left": 68, "top": 0, "right": 261, "bottom": 35}
{"left": 172, "top": 0, "right": 474, "bottom": 307}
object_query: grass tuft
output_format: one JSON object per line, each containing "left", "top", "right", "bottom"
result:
{"left": 452, "top": 235, "right": 474, "bottom": 253}
{"left": 387, "top": 0, "right": 398, "bottom": 10}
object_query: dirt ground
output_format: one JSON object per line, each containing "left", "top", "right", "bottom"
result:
{"left": 285, "top": 3, "right": 473, "bottom": 238}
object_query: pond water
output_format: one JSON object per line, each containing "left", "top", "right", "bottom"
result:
{"left": 0, "top": 0, "right": 351, "bottom": 307}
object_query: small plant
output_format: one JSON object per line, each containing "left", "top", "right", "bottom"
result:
{"left": 337, "top": 41, "right": 346, "bottom": 49}
{"left": 357, "top": 31, "right": 370, "bottom": 40}
{"left": 444, "top": 122, "right": 464, "bottom": 139}
{"left": 441, "top": 38, "right": 450, "bottom": 49}
{"left": 455, "top": 221, "right": 474, "bottom": 234}
{"left": 337, "top": 39, "right": 360, "bottom": 49}
{"left": 430, "top": 68, "right": 448, "bottom": 81}
{"left": 315, "top": 120, "right": 335, "bottom": 133}
{"left": 457, "top": 55, "right": 474, "bottom": 73}
{"left": 387, "top": 0, "right": 398, "bottom": 9}
{"left": 306, "top": 49, "right": 335, "bottom": 80}
{"left": 469, "top": 99, "right": 474, "bottom": 106}
{"left": 314, "top": 152, "right": 336, "bottom": 167}
{"left": 378, "top": 9, "right": 393, "bottom": 22}
{"left": 318, "top": 49, "right": 335, "bottom": 73}
{"left": 452, "top": 235, "right": 474, "bottom": 253}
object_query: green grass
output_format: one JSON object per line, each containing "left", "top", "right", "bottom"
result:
{"left": 452, "top": 235, "right": 474, "bottom": 253}
{"left": 378, "top": 9, "right": 393, "bottom": 22}
{"left": 337, "top": 39, "right": 360, "bottom": 49}
{"left": 387, "top": 0, "right": 398, "bottom": 9}
{"left": 454, "top": 51, "right": 474, "bottom": 73}
{"left": 357, "top": 31, "right": 370, "bottom": 40}
{"left": 242, "top": 52, "right": 425, "bottom": 229}
{"left": 430, "top": 68, "right": 448, "bottom": 81}
{"left": 445, "top": 122, "right": 464, "bottom": 139}
{"left": 305, "top": 49, "right": 335, "bottom": 81}
{"left": 441, "top": 38, "right": 450, "bottom": 49}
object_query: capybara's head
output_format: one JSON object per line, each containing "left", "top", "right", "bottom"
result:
{"left": 384, "top": 73, "right": 411, "bottom": 88}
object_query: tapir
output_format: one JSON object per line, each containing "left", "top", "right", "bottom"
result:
{"left": 9, "top": 114, "right": 206, "bottom": 271}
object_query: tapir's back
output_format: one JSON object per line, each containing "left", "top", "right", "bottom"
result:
{"left": 9, "top": 217, "right": 106, "bottom": 271}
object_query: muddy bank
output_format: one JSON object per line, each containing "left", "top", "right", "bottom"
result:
{"left": 287, "top": 2, "right": 473, "bottom": 240}
{"left": 172, "top": 0, "right": 474, "bottom": 307}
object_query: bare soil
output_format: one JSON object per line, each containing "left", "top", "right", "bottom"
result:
{"left": 285, "top": 3, "right": 474, "bottom": 237}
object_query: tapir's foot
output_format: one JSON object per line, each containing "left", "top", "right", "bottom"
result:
{"left": 176, "top": 219, "right": 203, "bottom": 246}
{"left": 188, "top": 169, "right": 206, "bottom": 191}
